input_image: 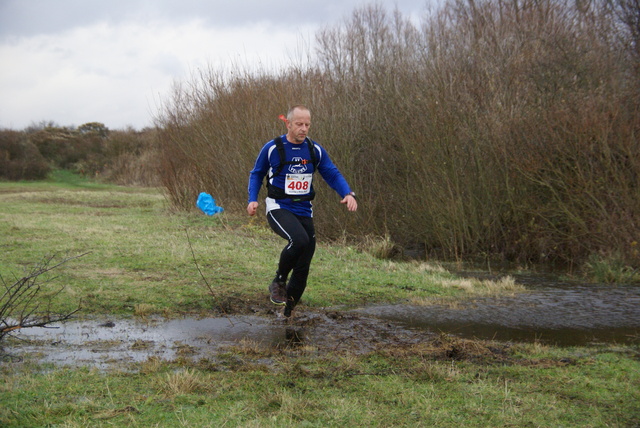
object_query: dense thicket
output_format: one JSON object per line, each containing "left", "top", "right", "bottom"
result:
{"left": 0, "top": 122, "right": 160, "bottom": 186}
{"left": 156, "top": 0, "right": 640, "bottom": 269}
{"left": 0, "top": 130, "right": 50, "bottom": 180}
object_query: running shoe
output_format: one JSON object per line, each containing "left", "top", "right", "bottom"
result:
{"left": 269, "top": 280, "right": 287, "bottom": 305}
{"left": 284, "top": 300, "right": 294, "bottom": 318}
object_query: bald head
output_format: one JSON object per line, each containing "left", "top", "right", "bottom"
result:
{"left": 286, "top": 105, "right": 311, "bottom": 144}
{"left": 287, "top": 105, "right": 310, "bottom": 121}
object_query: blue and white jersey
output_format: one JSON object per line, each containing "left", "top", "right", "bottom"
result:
{"left": 248, "top": 134, "right": 352, "bottom": 217}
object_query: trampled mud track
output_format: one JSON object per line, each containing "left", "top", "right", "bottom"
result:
{"left": 4, "top": 279, "right": 640, "bottom": 370}
{"left": 2, "top": 308, "right": 523, "bottom": 370}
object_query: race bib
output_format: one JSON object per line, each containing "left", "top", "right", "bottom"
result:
{"left": 285, "top": 174, "right": 312, "bottom": 195}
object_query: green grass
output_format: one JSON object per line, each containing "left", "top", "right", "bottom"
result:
{"left": 582, "top": 252, "right": 640, "bottom": 284}
{"left": 2, "top": 341, "right": 639, "bottom": 427}
{"left": 0, "top": 175, "right": 505, "bottom": 317}
{"left": 1, "top": 174, "right": 639, "bottom": 427}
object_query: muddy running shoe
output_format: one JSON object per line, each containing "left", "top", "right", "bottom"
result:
{"left": 269, "top": 280, "right": 287, "bottom": 306}
{"left": 283, "top": 299, "right": 294, "bottom": 318}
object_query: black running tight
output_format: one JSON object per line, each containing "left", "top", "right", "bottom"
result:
{"left": 267, "top": 209, "right": 316, "bottom": 306}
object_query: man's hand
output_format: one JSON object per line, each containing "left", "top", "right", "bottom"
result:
{"left": 340, "top": 194, "right": 358, "bottom": 212}
{"left": 247, "top": 201, "right": 259, "bottom": 216}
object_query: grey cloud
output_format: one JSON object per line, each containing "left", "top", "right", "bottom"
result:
{"left": 0, "top": 0, "right": 429, "bottom": 129}
{"left": 0, "top": 0, "right": 428, "bottom": 38}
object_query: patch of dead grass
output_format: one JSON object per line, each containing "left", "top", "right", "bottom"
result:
{"left": 437, "top": 275, "right": 524, "bottom": 295}
{"left": 134, "top": 303, "right": 157, "bottom": 317}
{"left": 155, "top": 368, "right": 210, "bottom": 397}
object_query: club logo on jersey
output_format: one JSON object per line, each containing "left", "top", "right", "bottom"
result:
{"left": 288, "top": 157, "right": 308, "bottom": 174}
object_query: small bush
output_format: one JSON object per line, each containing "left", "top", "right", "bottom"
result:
{"left": 0, "top": 130, "right": 50, "bottom": 180}
{"left": 360, "top": 235, "right": 404, "bottom": 260}
{"left": 0, "top": 255, "right": 82, "bottom": 342}
{"left": 29, "top": 126, "right": 94, "bottom": 170}
{"left": 100, "top": 128, "right": 160, "bottom": 187}
{"left": 582, "top": 253, "right": 639, "bottom": 284}
{"left": 2, "top": 123, "right": 160, "bottom": 186}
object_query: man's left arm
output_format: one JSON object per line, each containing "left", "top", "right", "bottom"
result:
{"left": 316, "top": 144, "right": 357, "bottom": 212}
{"left": 340, "top": 193, "right": 358, "bottom": 212}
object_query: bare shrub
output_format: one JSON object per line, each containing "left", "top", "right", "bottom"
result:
{"left": 1, "top": 122, "right": 161, "bottom": 186}
{"left": 612, "top": 0, "right": 640, "bottom": 68}
{"left": 155, "top": 0, "right": 640, "bottom": 269}
{"left": 0, "top": 254, "right": 83, "bottom": 342}
{"left": 0, "top": 130, "right": 50, "bottom": 180}
{"left": 29, "top": 125, "right": 99, "bottom": 170}
{"left": 156, "top": 67, "right": 315, "bottom": 213}
{"left": 101, "top": 128, "right": 161, "bottom": 186}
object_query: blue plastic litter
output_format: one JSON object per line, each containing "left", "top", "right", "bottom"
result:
{"left": 196, "top": 192, "right": 224, "bottom": 216}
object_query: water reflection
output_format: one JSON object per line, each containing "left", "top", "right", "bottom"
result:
{"left": 357, "top": 273, "right": 640, "bottom": 346}
{"left": 7, "top": 273, "right": 640, "bottom": 370}
{"left": 11, "top": 315, "right": 287, "bottom": 368}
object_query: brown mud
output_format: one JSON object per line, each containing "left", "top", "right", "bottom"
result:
{"left": 1, "top": 306, "right": 555, "bottom": 371}
{"left": 3, "top": 278, "right": 639, "bottom": 370}
{"left": 1, "top": 308, "right": 427, "bottom": 369}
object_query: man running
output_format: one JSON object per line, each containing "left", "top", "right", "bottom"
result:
{"left": 247, "top": 105, "right": 357, "bottom": 317}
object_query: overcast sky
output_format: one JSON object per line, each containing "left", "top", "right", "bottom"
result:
{"left": 0, "top": 0, "right": 430, "bottom": 130}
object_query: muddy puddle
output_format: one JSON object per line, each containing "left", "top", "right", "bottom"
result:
{"left": 3, "top": 275, "right": 639, "bottom": 369}
{"left": 2, "top": 311, "right": 428, "bottom": 370}
{"left": 359, "top": 274, "right": 640, "bottom": 346}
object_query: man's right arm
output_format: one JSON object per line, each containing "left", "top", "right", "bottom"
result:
{"left": 247, "top": 201, "right": 259, "bottom": 216}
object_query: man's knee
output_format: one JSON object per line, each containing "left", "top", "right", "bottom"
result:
{"left": 290, "top": 234, "right": 311, "bottom": 252}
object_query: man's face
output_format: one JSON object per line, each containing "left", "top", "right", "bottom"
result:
{"left": 287, "top": 108, "right": 311, "bottom": 144}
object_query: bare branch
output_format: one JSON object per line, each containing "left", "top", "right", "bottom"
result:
{"left": 0, "top": 253, "right": 87, "bottom": 342}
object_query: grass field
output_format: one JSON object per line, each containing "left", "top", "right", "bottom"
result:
{"left": 1, "top": 173, "right": 639, "bottom": 427}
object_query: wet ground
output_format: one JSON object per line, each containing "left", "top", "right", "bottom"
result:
{"left": 358, "top": 283, "right": 640, "bottom": 346}
{"left": 3, "top": 275, "right": 639, "bottom": 369}
{"left": 3, "top": 311, "right": 428, "bottom": 370}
